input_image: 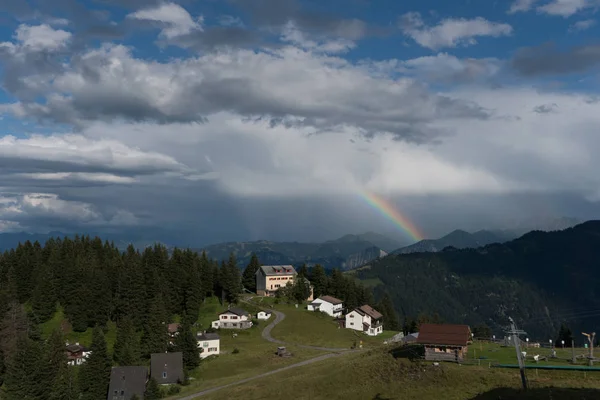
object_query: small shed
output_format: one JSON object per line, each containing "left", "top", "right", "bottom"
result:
{"left": 257, "top": 311, "right": 272, "bottom": 320}
{"left": 417, "top": 323, "right": 471, "bottom": 363}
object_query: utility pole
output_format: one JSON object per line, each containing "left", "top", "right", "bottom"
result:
{"left": 508, "top": 317, "right": 528, "bottom": 391}
{"left": 583, "top": 332, "right": 596, "bottom": 366}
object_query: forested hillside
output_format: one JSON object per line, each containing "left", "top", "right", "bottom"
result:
{"left": 355, "top": 221, "right": 600, "bottom": 338}
{"left": 0, "top": 235, "right": 377, "bottom": 398}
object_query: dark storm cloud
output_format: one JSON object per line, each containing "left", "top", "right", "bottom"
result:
{"left": 511, "top": 42, "right": 600, "bottom": 76}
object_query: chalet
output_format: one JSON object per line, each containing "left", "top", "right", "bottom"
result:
{"left": 345, "top": 305, "right": 383, "bottom": 336}
{"left": 212, "top": 308, "right": 253, "bottom": 329}
{"left": 257, "top": 311, "right": 272, "bottom": 320}
{"left": 417, "top": 323, "right": 471, "bottom": 363}
{"left": 66, "top": 342, "right": 91, "bottom": 366}
{"left": 307, "top": 296, "right": 344, "bottom": 317}
{"left": 255, "top": 265, "right": 297, "bottom": 297}
{"left": 107, "top": 366, "right": 148, "bottom": 400}
{"left": 196, "top": 332, "right": 220, "bottom": 359}
{"left": 150, "top": 352, "right": 184, "bottom": 385}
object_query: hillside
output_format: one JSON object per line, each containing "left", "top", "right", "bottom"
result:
{"left": 393, "top": 229, "right": 506, "bottom": 254}
{"left": 199, "top": 233, "right": 401, "bottom": 269}
{"left": 352, "top": 221, "right": 600, "bottom": 338}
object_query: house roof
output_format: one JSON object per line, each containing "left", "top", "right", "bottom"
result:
{"left": 150, "top": 352, "right": 184, "bottom": 383}
{"left": 66, "top": 343, "right": 89, "bottom": 353}
{"left": 256, "top": 265, "right": 297, "bottom": 276}
{"left": 316, "top": 295, "right": 343, "bottom": 305}
{"left": 167, "top": 323, "right": 181, "bottom": 333}
{"left": 197, "top": 332, "right": 220, "bottom": 341}
{"left": 220, "top": 307, "right": 250, "bottom": 317}
{"left": 107, "top": 366, "right": 148, "bottom": 400}
{"left": 355, "top": 305, "right": 383, "bottom": 320}
{"left": 417, "top": 324, "right": 471, "bottom": 346}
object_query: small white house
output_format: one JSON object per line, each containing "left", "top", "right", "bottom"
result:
{"left": 257, "top": 311, "right": 272, "bottom": 320}
{"left": 197, "top": 332, "right": 220, "bottom": 359}
{"left": 212, "top": 308, "right": 253, "bottom": 329}
{"left": 307, "top": 295, "right": 344, "bottom": 318}
{"left": 65, "top": 342, "right": 91, "bottom": 366}
{"left": 345, "top": 305, "right": 384, "bottom": 336}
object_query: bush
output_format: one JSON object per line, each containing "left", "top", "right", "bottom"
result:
{"left": 232, "top": 347, "right": 240, "bottom": 354}
{"left": 167, "top": 385, "right": 181, "bottom": 395}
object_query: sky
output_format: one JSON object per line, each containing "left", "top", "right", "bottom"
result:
{"left": 0, "top": 0, "right": 599, "bottom": 246}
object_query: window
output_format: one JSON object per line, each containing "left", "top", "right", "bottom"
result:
{"left": 350, "top": 322, "right": 354, "bottom": 326}
{"left": 162, "top": 372, "right": 167, "bottom": 379}
{"left": 203, "top": 342, "right": 208, "bottom": 347}
{"left": 222, "top": 316, "right": 227, "bottom": 319}
{"left": 209, "top": 347, "right": 217, "bottom": 352}
{"left": 231, "top": 316, "right": 238, "bottom": 319}
{"left": 349, "top": 314, "right": 354, "bottom": 318}
{"left": 120, "top": 390, "right": 125, "bottom": 395}
{"left": 233, "top": 323, "right": 238, "bottom": 327}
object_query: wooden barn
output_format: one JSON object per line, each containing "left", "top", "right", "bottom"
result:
{"left": 416, "top": 323, "right": 471, "bottom": 363}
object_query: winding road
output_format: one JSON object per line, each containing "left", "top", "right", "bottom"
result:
{"left": 176, "top": 303, "right": 358, "bottom": 399}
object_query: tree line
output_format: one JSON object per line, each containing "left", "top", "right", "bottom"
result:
{"left": 0, "top": 235, "right": 244, "bottom": 399}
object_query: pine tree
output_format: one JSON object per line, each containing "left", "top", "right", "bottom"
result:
{"left": 297, "top": 264, "right": 308, "bottom": 278}
{"left": 113, "top": 316, "right": 141, "bottom": 366}
{"left": 79, "top": 326, "right": 111, "bottom": 400}
{"left": 556, "top": 323, "right": 574, "bottom": 347}
{"left": 377, "top": 293, "right": 399, "bottom": 331}
{"left": 241, "top": 253, "right": 261, "bottom": 293}
{"left": 45, "top": 329, "right": 76, "bottom": 400}
{"left": 174, "top": 321, "right": 200, "bottom": 370}
{"left": 30, "top": 264, "right": 57, "bottom": 322}
{"left": 2, "top": 334, "right": 41, "bottom": 399}
{"left": 141, "top": 294, "right": 168, "bottom": 358}
{"left": 291, "top": 277, "right": 311, "bottom": 304}
{"left": 219, "top": 253, "right": 242, "bottom": 303}
{"left": 145, "top": 377, "right": 162, "bottom": 400}
{"left": 310, "top": 265, "right": 328, "bottom": 298}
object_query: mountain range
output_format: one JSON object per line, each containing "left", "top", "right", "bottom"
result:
{"left": 350, "top": 220, "right": 600, "bottom": 338}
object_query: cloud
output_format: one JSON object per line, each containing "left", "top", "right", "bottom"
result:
{"left": 399, "top": 12, "right": 512, "bottom": 50}
{"left": 508, "top": 0, "right": 596, "bottom": 17}
{"left": 7, "top": 24, "right": 71, "bottom": 52}
{"left": 569, "top": 19, "right": 596, "bottom": 32}
{"left": 508, "top": 0, "right": 540, "bottom": 13}
{"left": 533, "top": 103, "right": 559, "bottom": 113}
{"left": 511, "top": 42, "right": 600, "bottom": 76}
{"left": 127, "top": 2, "right": 203, "bottom": 39}
{"left": 1, "top": 39, "right": 489, "bottom": 139}
{"left": 231, "top": 0, "right": 367, "bottom": 40}
{"left": 537, "top": 0, "right": 593, "bottom": 17}
{"left": 401, "top": 53, "right": 502, "bottom": 83}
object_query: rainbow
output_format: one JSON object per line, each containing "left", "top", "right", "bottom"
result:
{"left": 359, "top": 191, "right": 425, "bottom": 242}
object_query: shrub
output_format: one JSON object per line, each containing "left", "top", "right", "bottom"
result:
{"left": 232, "top": 347, "right": 240, "bottom": 354}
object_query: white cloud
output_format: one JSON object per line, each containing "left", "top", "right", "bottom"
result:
{"left": 569, "top": 19, "right": 596, "bottom": 31}
{"left": 509, "top": 0, "right": 595, "bottom": 17}
{"left": 402, "top": 53, "right": 502, "bottom": 82}
{"left": 399, "top": 12, "right": 512, "bottom": 50}
{"left": 127, "top": 2, "right": 203, "bottom": 39}
{"left": 508, "top": 0, "right": 540, "bottom": 13}
{"left": 0, "top": 193, "right": 139, "bottom": 227}
{"left": 538, "top": 0, "right": 591, "bottom": 17}
{"left": 4, "top": 24, "right": 72, "bottom": 52}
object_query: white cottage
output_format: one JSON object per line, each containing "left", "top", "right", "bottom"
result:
{"left": 197, "top": 332, "right": 220, "bottom": 359}
{"left": 345, "top": 305, "right": 384, "bottom": 336}
{"left": 212, "top": 308, "right": 253, "bottom": 329}
{"left": 257, "top": 311, "right": 272, "bottom": 320}
{"left": 307, "top": 295, "right": 344, "bottom": 317}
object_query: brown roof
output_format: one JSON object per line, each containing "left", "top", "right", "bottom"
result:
{"left": 417, "top": 323, "right": 471, "bottom": 346}
{"left": 167, "top": 323, "right": 181, "bottom": 333}
{"left": 317, "top": 295, "right": 343, "bottom": 305}
{"left": 355, "top": 305, "right": 383, "bottom": 320}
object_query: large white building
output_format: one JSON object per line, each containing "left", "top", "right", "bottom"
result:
{"left": 211, "top": 308, "right": 253, "bottom": 329}
{"left": 196, "top": 332, "right": 220, "bottom": 359}
{"left": 307, "top": 296, "right": 344, "bottom": 318}
{"left": 345, "top": 305, "right": 384, "bottom": 336}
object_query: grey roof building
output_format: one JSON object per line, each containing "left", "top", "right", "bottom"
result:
{"left": 151, "top": 352, "right": 184, "bottom": 385}
{"left": 196, "top": 332, "right": 220, "bottom": 341}
{"left": 107, "top": 366, "right": 148, "bottom": 400}
{"left": 219, "top": 308, "right": 250, "bottom": 317}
